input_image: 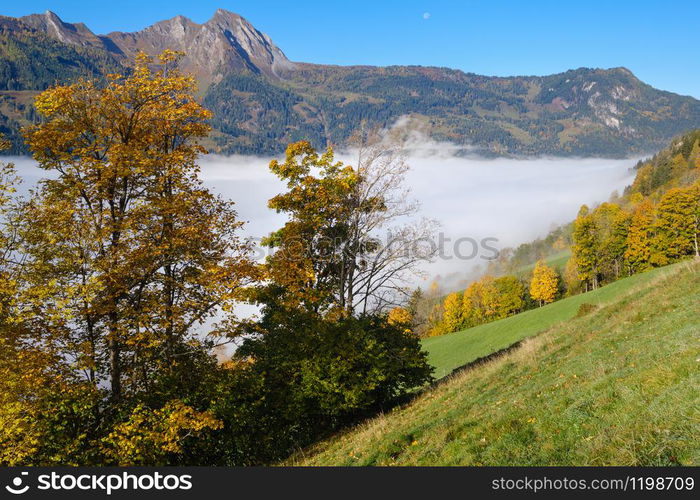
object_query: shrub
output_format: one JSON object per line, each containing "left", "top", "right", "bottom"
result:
{"left": 576, "top": 303, "right": 598, "bottom": 317}
{"left": 222, "top": 309, "right": 434, "bottom": 463}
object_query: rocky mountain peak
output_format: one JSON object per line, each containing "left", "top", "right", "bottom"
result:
{"left": 105, "top": 9, "right": 293, "bottom": 83}
{"left": 201, "top": 8, "right": 294, "bottom": 77}
{"left": 19, "top": 10, "right": 107, "bottom": 49}
{"left": 17, "top": 9, "right": 294, "bottom": 86}
{"left": 147, "top": 15, "right": 199, "bottom": 38}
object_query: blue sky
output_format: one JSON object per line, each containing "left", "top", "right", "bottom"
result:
{"left": 4, "top": 0, "right": 700, "bottom": 98}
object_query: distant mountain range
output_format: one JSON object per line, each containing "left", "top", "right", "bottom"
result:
{"left": 2, "top": 8, "right": 700, "bottom": 157}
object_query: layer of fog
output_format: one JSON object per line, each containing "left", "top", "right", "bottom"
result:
{"left": 7, "top": 148, "right": 636, "bottom": 294}
{"left": 199, "top": 151, "right": 636, "bottom": 291}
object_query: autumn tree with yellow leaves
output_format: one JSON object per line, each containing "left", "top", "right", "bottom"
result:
{"left": 654, "top": 185, "right": 700, "bottom": 261}
{"left": 261, "top": 141, "right": 360, "bottom": 314}
{"left": 624, "top": 198, "right": 656, "bottom": 273}
{"left": 0, "top": 53, "right": 260, "bottom": 466}
{"left": 387, "top": 306, "right": 412, "bottom": 325}
{"left": 21, "top": 50, "right": 256, "bottom": 402}
{"left": 572, "top": 205, "right": 600, "bottom": 290}
{"left": 493, "top": 275, "right": 526, "bottom": 318}
{"left": 529, "top": 260, "right": 559, "bottom": 306}
{"left": 261, "top": 134, "right": 436, "bottom": 317}
{"left": 440, "top": 292, "right": 464, "bottom": 333}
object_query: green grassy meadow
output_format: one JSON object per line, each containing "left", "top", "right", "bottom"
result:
{"left": 292, "top": 260, "right": 700, "bottom": 465}
{"left": 425, "top": 262, "right": 677, "bottom": 379}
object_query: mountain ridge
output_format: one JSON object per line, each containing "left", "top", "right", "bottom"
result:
{"left": 2, "top": 9, "right": 700, "bottom": 157}
{"left": 19, "top": 9, "right": 293, "bottom": 83}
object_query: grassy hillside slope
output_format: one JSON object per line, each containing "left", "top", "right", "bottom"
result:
{"left": 426, "top": 262, "right": 672, "bottom": 379}
{"left": 293, "top": 260, "right": 699, "bottom": 465}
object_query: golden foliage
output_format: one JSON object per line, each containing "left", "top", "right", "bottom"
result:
{"left": 441, "top": 292, "right": 464, "bottom": 333}
{"left": 101, "top": 401, "right": 222, "bottom": 466}
{"left": 387, "top": 306, "right": 413, "bottom": 332}
{"left": 428, "top": 274, "right": 526, "bottom": 337}
{"left": 19, "top": 51, "right": 257, "bottom": 400}
{"left": 654, "top": 184, "right": 700, "bottom": 260}
{"left": 624, "top": 199, "right": 655, "bottom": 273}
{"left": 263, "top": 141, "right": 360, "bottom": 312}
{"left": 530, "top": 260, "right": 559, "bottom": 306}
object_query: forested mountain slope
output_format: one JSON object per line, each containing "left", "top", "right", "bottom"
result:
{"left": 2, "top": 9, "right": 700, "bottom": 156}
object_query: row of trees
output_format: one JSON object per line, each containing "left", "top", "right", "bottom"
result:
{"left": 0, "top": 52, "right": 434, "bottom": 465}
{"left": 416, "top": 260, "right": 559, "bottom": 337}
{"left": 570, "top": 185, "right": 699, "bottom": 291}
{"left": 410, "top": 177, "right": 699, "bottom": 339}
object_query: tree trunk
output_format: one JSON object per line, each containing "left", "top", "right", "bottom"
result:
{"left": 345, "top": 252, "right": 355, "bottom": 315}
{"left": 108, "top": 311, "right": 121, "bottom": 401}
{"left": 164, "top": 262, "right": 174, "bottom": 363}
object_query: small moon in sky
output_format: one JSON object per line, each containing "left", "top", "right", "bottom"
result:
{"left": 423, "top": 12, "right": 431, "bottom": 20}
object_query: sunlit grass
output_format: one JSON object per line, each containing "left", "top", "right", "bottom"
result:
{"left": 424, "top": 263, "right": 678, "bottom": 379}
{"left": 291, "top": 260, "right": 699, "bottom": 465}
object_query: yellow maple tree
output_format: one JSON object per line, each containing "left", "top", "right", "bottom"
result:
{"left": 21, "top": 50, "right": 257, "bottom": 402}
{"left": 530, "top": 260, "right": 559, "bottom": 306}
